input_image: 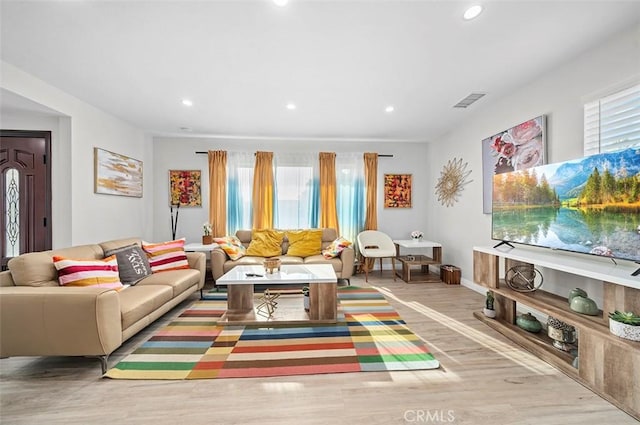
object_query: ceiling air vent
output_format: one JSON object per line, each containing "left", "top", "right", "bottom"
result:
{"left": 453, "top": 93, "right": 486, "bottom": 108}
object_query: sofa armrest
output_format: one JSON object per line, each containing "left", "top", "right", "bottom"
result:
{"left": 0, "top": 270, "right": 14, "bottom": 287}
{"left": 0, "top": 286, "right": 122, "bottom": 357}
{"left": 339, "top": 247, "right": 355, "bottom": 280}
{"left": 185, "top": 252, "right": 206, "bottom": 289}
{"left": 211, "top": 247, "right": 228, "bottom": 281}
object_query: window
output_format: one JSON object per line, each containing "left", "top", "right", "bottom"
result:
{"left": 274, "top": 153, "right": 318, "bottom": 229}
{"left": 584, "top": 83, "right": 640, "bottom": 156}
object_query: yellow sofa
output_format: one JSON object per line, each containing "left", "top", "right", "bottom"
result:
{"left": 211, "top": 228, "right": 355, "bottom": 282}
{"left": 0, "top": 237, "right": 206, "bottom": 373}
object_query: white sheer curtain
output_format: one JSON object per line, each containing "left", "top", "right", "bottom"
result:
{"left": 336, "top": 153, "right": 365, "bottom": 245}
{"left": 273, "top": 152, "right": 318, "bottom": 229}
{"left": 227, "top": 151, "right": 255, "bottom": 234}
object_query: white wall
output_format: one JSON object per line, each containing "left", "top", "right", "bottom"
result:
{"left": 1, "top": 61, "right": 155, "bottom": 246}
{"left": 152, "top": 138, "right": 430, "bottom": 245}
{"left": 429, "top": 26, "right": 640, "bottom": 305}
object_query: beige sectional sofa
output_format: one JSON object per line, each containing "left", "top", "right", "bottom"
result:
{"left": 211, "top": 228, "right": 355, "bottom": 282}
{"left": 0, "top": 237, "right": 206, "bottom": 373}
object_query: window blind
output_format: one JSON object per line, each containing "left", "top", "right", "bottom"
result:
{"left": 584, "top": 83, "right": 640, "bottom": 156}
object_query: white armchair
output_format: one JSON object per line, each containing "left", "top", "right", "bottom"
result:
{"left": 356, "top": 230, "right": 396, "bottom": 282}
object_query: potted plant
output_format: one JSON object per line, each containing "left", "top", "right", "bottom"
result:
{"left": 202, "top": 222, "right": 213, "bottom": 245}
{"left": 608, "top": 311, "right": 640, "bottom": 342}
{"left": 410, "top": 230, "right": 424, "bottom": 241}
{"left": 483, "top": 291, "right": 496, "bottom": 318}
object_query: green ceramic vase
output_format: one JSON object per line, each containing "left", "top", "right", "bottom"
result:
{"left": 516, "top": 313, "right": 542, "bottom": 333}
{"left": 570, "top": 295, "right": 599, "bottom": 316}
{"left": 568, "top": 288, "right": 588, "bottom": 305}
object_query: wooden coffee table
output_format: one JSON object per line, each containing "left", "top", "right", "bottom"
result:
{"left": 216, "top": 264, "right": 338, "bottom": 325}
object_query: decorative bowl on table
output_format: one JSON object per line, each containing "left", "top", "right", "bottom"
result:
{"left": 263, "top": 258, "right": 281, "bottom": 274}
{"left": 410, "top": 231, "right": 423, "bottom": 241}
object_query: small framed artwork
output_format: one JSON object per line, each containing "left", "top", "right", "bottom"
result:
{"left": 481, "top": 115, "right": 546, "bottom": 213}
{"left": 169, "top": 170, "right": 202, "bottom": 206}
{"left": 94, "top": 147, "right": 143, "bottom": 198}
{"left": 384, "top": 174, "right": 412, "bottom": 208}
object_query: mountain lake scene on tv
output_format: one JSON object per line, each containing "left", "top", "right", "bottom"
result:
{"left": 492, "top": 147, "right": 640, "bottom": 262}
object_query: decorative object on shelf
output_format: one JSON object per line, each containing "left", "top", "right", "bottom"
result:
{"left": 170, "top": 203, "right": 180, "bottom": 240}
{"left": 434, "top": 157, "right": 472, "bottom": 207}
{"left": 94, "top": 147, "right": 143, "bottom": 198}
{"left": 410, "top": 230, "right": 424, "bottom": 241}
{"left": 516, "top": 312, "right": 542, "bottom": 333}
{"left": 505, "top": 265, "right": 543, "bottom": 292}
{"left": 263, "top": 258, "right": 282, "bottom": 274}
{"left": 483, "top": 291, "right": 496, "bottom": 318}
{"left": 567, "top": 288, "right": 588, "bottom": 305}
{"left": 481, "top": 115, "right": 546, "bottom": 213}
{"left": 572, "top": 356, "right": 579, "bottom": 369}
{"left": 547, "top": 316, "right": 577, "bottom": 352}
{"left": 608, "top": 311, "right": 640, "bottom": 342}
{"left": 384, "top": 174, "right": 412, "bottom": 208}
{"left": 202, "top": 222, "right": 213, "bottom": 245}
{"left": 569, "top": 295, "right": 599, "bottom": 316}
{"left": 302, "top": 286, "right": 310, "bottom": 312}
{"left": 169, "top": 169, "right": 202, "bottom": 207}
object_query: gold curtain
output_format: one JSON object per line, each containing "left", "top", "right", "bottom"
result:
{"left": 208, "top": 150, "right": 227, "bottom": 237}
{"left": 319, "top": 152, "right": 339, "bottom": 233}
{"left": 364, "top": 152, "right": 378, "bottom": 230}
{"left": 362, "top": 152, "right": 379, "bottom": 273}
{"left": 252, "top": 151, "right": 274, "bottom": 229}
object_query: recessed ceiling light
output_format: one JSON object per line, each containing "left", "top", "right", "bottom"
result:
{"left": 273, "top": 0, "right": 289, "bottom": 7}
{"left": 286, "top": 102, "right": 297, "bottom": 110}
{"left": 182, "top": 99, "right": 193, "bottom": 107}
{"left": 463, "top": 5, "right": 483, "bottom": 20}
{"left": 385, "top": 105, "right": 395, "bottom": 113}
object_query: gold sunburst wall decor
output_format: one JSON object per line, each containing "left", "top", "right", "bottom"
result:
{"left": 435, "top": 157, "right": 473, "bottom": 207}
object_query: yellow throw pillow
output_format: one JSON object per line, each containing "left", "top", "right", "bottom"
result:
{"left": 286, "top": 229, "right": 323, "bottom": 257}
{"left": 246, "top": 229, "right": 284, "bottom": 257}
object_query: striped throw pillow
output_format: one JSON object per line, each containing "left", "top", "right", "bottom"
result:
{"left": 53, "top": 255, "right": 124, "bottom": 290}
{"left": 142, "top": 238, "right": 190, "bottom": 273}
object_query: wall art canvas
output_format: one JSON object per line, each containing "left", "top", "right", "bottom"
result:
{"left": 169, "top": 170, "right": 202, "bottom": 206}
{"left": 94, "top": 148, "right": 143, "bottom": 198}
{"left": 482, "top": 115, "right": 546, "bottom": 213}
{"left": 384, "top": 174, "right": 412, "bottom": 208}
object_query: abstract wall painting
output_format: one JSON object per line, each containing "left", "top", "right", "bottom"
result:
{"left": 481, "top": 115, "right": 546, "bottom": 213}
{"left": 384, "top": 174, "right": 412, "bottom": 208}
{"left": 94, "top": 148, "right": 143, "bottom": 198}
{"left": 169, "top": 170, "right": 202, "bottom": 207}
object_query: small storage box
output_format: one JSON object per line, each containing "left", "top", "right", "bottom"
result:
{"left": 440, "top": 265, "right": 461, "bottom": 285}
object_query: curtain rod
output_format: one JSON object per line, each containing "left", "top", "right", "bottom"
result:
{"left": 195, "top": 151, "right": 393, "bottom": 157}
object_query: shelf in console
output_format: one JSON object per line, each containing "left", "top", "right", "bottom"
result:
{"left": 473, "top": 311, "right": 577, "bottom": 377}
{"left": 490, "top": 283, "right": 608, "bottom": 331}
{"left": 474, "top": 245, "right": 640, "bottom": 290}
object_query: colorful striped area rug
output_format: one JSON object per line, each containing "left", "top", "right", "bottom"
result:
{"left": 104, "top": 287, "right": 439, "bottom": 379}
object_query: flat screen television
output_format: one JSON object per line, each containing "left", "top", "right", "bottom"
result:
{"left": 491, "top": 146, "right": 640, "bottom": 265}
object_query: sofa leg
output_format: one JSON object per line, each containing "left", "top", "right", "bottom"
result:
{"left": 100, "top": 355, "right": 109, "bottom": 374}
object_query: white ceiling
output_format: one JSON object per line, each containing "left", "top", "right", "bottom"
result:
{"left": 1, "top": 0, "right": 639, "bottom": 142}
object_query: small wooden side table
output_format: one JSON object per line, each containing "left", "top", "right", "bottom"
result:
{"left": 393, "top": 239, "right": 442, "bottom": 283}
{"left": 184, "top": 242, "right": 218, "bottom": 295}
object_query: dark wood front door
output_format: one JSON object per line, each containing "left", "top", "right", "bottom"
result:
{"left": 0, "top": 130, "right": 52, "bottom": 269}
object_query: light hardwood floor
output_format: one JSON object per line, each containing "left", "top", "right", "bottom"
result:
{"left": 1, "top": 272, "right": 637, "bottom": 425}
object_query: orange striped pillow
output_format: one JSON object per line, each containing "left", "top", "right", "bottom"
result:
{"left": 142, "top": 238, "right": 190, "bottom": 273}
{"left": 53, "top": 255, "right": 124, "bottom": 290}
